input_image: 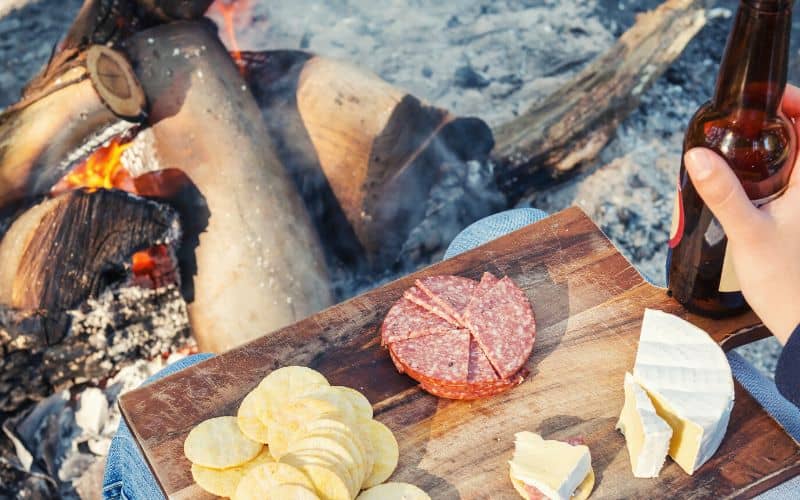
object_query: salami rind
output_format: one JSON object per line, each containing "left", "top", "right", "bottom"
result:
{"left": 403, "top": 286, "right": 461, "bottom": 326}
{"left": 416, "top": 276, "right": 477, "bottom": 324}
{"left": 390, "top": 329, "right": 470, "bottom": 384}
{"left": 463, "top": 277, "right": 536, "bottom": 379}
{"left": 380, "top": 297, "right": 454, "bottom": 345}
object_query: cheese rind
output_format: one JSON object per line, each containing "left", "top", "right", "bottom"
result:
{"left": 617, "top": 372, "right": 672, "bottom": 478}
{"left": 632, "top": 309, "right": 734, "bottom": 475}
{"left": 509, "top": 432, "right": 592, "bottom": 500}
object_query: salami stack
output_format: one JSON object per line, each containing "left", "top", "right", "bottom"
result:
{"left": 381, "top": 273, "right": 536, "bottom": 400}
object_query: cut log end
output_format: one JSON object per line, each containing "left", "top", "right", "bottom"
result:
{"left": 87, "top": 45, "right": 147, "bottom": 121}
{"left": 0, "top": 189, "right": 181, "bottom": 345}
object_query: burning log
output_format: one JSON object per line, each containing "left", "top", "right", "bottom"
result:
{"left": 492, "top": 0, "right": 710, "bottom": 201}
{"left": 240, "top": 51, "right": 496, "bottom": 265}
{"left": 0, "top": 189, "right": 181, "bottom": 345}
{"left": 120, "top": 22, "right": 333, "bottom": 352}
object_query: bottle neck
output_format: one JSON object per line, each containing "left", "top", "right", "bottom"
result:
{"left": 713, "top": 0, "right": 792, "bottom": 114}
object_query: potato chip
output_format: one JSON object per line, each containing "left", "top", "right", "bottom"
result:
{"left": 288, "top": 436, "right": 360, "bottom": 495}
{"left": 238, "top": 388, "right": 270, "bottom": 443}
{"left": 267, "top": 419, "right": 293, "bottom": 460}
{"left": 233, "top": 462, "right": 315, "bottom": 500}
{"left": 184, "top": 416, "right": 263, "bottom": 469}
{"left": 294, "top": 387, "right": 357, "bottom": 424}
{"left": 191, "top": 449, "right": 273, "bottom": 497}
{"left": 356, "top": 482, "right": 430, "bottom": 500}
{"left": 289, "top": 445, "right": 359, "bottom": 497}
{"left": 331, "top": 386, "right": 373, "bottom": 420}
{"left": 281, "top": 454, "right": 352, "bottom": 500}
{"left": 362, "top": 419, "right": 399, "bottom": 488}
{"left": 269, "top": 484, "right": 321, "bottom": 500}
{"left": 300, "top": 418, "right": 369, "bottom": 488}
{"left": 256, "top": 367, "right": 329, "bottom": 424}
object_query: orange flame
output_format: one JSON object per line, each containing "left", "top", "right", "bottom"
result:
{"left": 211, "top": 0, "right": 250, "bottom": 71}
{"left": 52, "top": 137, "right": 136, "bottom": 195}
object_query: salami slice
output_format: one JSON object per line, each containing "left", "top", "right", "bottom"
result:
{"left": 403, "top": 286, "right": 460, "bottom": 326}
{"left": 467, "top": 337, "right": 500, "bottom": 384}
{"left": 381, "top": 297, "right": 454, "bottom": 345}
{"left": 390, "top": 329, "right": 470, "bottom": 384}
{"left": 463, "top": 277, "right": 536, "bottom": 379}
{"left": 416, "top": 276, "right": 478, "bottom": 324}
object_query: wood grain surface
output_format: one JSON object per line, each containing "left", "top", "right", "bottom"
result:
{"left": 120, "top": 207, "right": 800, "bottom": 499}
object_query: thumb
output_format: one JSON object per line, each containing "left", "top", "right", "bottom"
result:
{"left": 684, "top": 148, "right": 764, "bottom": 241}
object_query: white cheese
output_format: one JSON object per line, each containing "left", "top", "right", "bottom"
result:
{"left": 617, "top": 372, "right": 672, "bottom": 477}
{"left": 509, "top": 432, "right": 592, "bottom": 500}
{"left": 632, "top": 309, "right": 734, "bottom": 475}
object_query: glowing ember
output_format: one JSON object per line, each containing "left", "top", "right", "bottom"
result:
{"left": 131, "top": 245, "right": 177, "bottom": 290}
{"left": 211, "top": 0, "right": 250, "bottom": 71}
{"left": 52, "top": 137, "right": 136, "bottom": 195}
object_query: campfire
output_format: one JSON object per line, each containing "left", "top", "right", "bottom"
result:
{"left": 0, "top": 0, "right": 714, "bottom": 496}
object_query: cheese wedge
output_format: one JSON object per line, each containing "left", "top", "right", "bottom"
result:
{"left": 509, "top": 432, "right": 593, "bottom": 500}
{"left": 617, "top": 372, "right": 672, "bottom": 477}
{"left": 632, "top": 309, "right": 734, "bottom": 475}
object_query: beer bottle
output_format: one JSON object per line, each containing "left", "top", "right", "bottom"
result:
{"left": 667, "top": 0, "right": 797, "bottom": 317}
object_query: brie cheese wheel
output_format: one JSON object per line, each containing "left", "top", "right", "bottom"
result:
{"left": 509, "top": 432, "right": 593, "bottom": 500}
{"left": 617, "top": 372, "right": 672, "bottom": 477}
{"left": 632, "top": 309, "right": 734, "bottom": 475}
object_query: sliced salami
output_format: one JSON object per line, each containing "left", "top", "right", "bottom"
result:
{"left": 467, "top": 337, "right": 499, "bottom": 384}
{"left": 381, "top": 297, "right": 454, "bottom": 345}
{"left": 390, "top": 329, "right": 470, "bottom": 384}
{"left": 463, "top": 277, "right": 536, "bottom": 379}
{"left": 416, "top": 276, "right": 478, "bottom": 325}
{"left": 403, "top": 286, "right": 460, "bottom": 326}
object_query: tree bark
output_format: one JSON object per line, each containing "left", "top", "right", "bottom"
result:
{"left": 492, "top": 0, "right": 710, "bottom": 201}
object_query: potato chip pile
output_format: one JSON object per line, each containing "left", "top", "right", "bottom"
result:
{"left": 183, "top": 366, "right": 430, "bottom": 499}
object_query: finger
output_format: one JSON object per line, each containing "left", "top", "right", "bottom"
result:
{"left": 684, "top": 148, "right": 766, "bottom": 241}
{"left": 790, "top": 119, "right": 800, "bottom": 187}
{"left": 781, "top": 84, "right": 800, "bottom": 118}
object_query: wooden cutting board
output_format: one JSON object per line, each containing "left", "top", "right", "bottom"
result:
{"left": 120, "top": 207, "right": 800, "bottom": 499}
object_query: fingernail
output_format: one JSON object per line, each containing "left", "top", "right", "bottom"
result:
{"left": 685, "top": 149, "right": 714, "bottom": 181}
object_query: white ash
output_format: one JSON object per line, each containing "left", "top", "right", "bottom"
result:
{"left": 2, "top": 355, "right": 186, "bottom": 499}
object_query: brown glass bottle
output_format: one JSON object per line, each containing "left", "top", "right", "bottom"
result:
{"left": 667, "top": 0, "right": 797, "bottom": 317}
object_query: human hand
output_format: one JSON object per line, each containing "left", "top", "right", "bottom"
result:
{"left": 683, "top": 84, "right": 800, "bottom": 345}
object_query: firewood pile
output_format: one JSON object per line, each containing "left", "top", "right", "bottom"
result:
{"left": 0, "top": 0, "right": 735, "bottom": 497}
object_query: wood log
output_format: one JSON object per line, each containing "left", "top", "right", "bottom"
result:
{"left": 0, "top": 189, "right": 181, "bottom": 345}
{"left": 240, "top": 51, "right": 496, "bottom": 266}
{"left": 0, "top": 73, "right": 128, "bottom": 219}
{"left": 120, "top": 22, "right": 334, "bottom": 353}
{"left": 86, "top": 45, "right": 148, "bottom": 121}
{"left": 492, "top": 0, "right": 710, "bottom": 201}
{"left": 0, "top": 285, "right": 190, "bottom": 413}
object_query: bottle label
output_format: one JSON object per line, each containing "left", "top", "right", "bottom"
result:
{"left": 669, "top": 181, "right": 684, "bottom": 249}
{"left": 716, "top": 185, "right": 788, "bottom": 293}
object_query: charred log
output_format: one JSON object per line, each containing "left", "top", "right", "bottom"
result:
{"left": 0, "top": 189, "right": 180, "bottom": 345}
{"left": 240, "top": 51, "right": 496, "bottom": 266}
{"left": 120, "top": 22, "right": 334, "bottom": 352}
{"left": 0, "top": 285, "right": 190, "bottom": 413}
{"left": 492, "top": 0, "right": 710, "bottom": 202}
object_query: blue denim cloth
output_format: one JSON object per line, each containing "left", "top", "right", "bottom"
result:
{"left": 102, "top": 353, "right": 214, "bottom": 500}
{"left": 104, "top": 209, "right": 798, "bottom": 498}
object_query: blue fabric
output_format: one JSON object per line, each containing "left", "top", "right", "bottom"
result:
{"left": 776, "top": 327, "right": 800, "bottom": 408}
{"left": 105, "top": 209, "right": 799, "bottom": 498}
{"left": 102, "top": 353, "right": 214, "bottom": 500}
{"left": 443, "top": 208, "right": 549, "bottom": 260}
{"left": 728, "top": 352, "right": 800, "bottom": 442}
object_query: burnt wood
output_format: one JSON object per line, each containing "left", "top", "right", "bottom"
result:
{"left": 0, "top": 189, "right": 180, "bottom": 345}
{"left": 121, "top": 207, "right": 799, "bottom": 499}
{"left": 492, "top": 0, "right": 712, "bottom": 202}
{"left": 240, "top": 51, "right": 496, "bottom": 267}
